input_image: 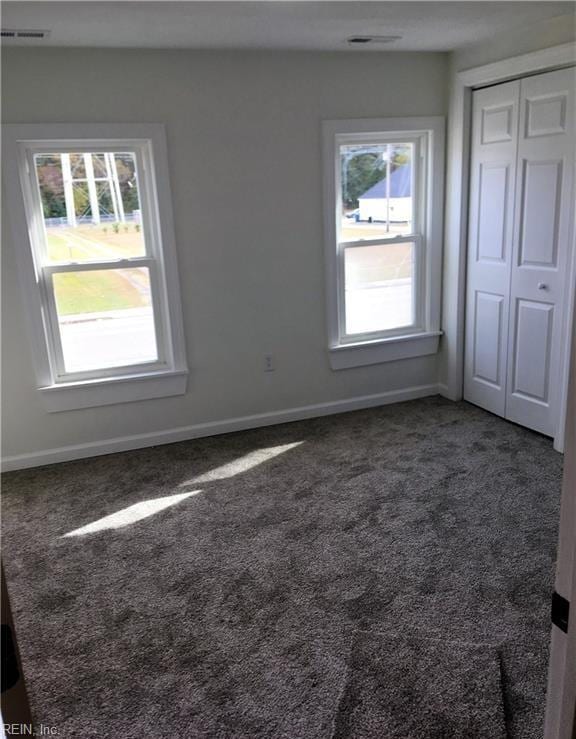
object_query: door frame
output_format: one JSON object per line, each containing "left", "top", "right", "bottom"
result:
{"left": 442, "top": 41, "right": 576, "bottom": 452}
{"left": 544, "top": 297, "right": 576, "bottom": 739}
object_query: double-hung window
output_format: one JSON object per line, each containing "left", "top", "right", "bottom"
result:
{"left": 322, "top": 117, "right": 445, "bottom": 369}
{"left": 3, "top": 124, "right": 187, "bottom": 411}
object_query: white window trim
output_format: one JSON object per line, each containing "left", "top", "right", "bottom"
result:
{"left": 3, "top": 123, "right": 188, "bottom": 411}
{"left": 322, "top": 116, "right": 445, "bottom": 369}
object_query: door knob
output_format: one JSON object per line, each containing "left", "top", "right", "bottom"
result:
{"left": 537, "top": 282, "right": 548, "bottom": 290}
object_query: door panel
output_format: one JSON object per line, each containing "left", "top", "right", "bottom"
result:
{"left": 511, "top": 299, "right": 554, "bottom": 402}
{"left": 472, "top": 292, "right": 504, "bottom": 387}
{"left": 506, "top": 68, "right": 575, "bottom": 436}
{"left": 477, "top": 164, "right": 510, "bottom": 262}
{"left": 525, "top": 93, "right": 567, "bottom": 138}
{"left": 519, "top": 159, "right": 562, "bottom": 267}
{"left": 482, "top": 103, "right": 515, "bottom": 143}
{"left": 464, "top": 81, "right": 520, "bottom": 416}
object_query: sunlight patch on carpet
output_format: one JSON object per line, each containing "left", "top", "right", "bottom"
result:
{"left": 180, "top": 442, "right": 303, "bottom": 485}
{"left": 61, "top": 490, "right": 202, "bottom": 537}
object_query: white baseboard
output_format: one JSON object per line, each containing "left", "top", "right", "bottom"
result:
{"left": 2, "top": 383, "right": 440, "bottom": 471}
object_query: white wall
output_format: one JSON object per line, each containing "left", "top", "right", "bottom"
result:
{"left": 439, "top": 15, "right": 576, "bottom": 399}
{"left": 452, "top": 13, "right": 576, "bottom": 72}
{"left": 1, "top": 49, "right": 448, "bottom": 465}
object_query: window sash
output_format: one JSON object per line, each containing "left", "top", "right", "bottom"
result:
{"left": 337, "top": 234, "right": 424, "bottom": 344}
{"left": 24, "top": 144, "right": 156, "bottom": 268}
{"left": 39, "top": 259, "right": 168, "bottom": 382}
{"left": 336, "top": 135, "right": 423, "bottom": 244}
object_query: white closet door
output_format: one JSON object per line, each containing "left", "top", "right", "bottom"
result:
{"left": 464, "top": 81, "right": 520, "bottom": 416}
{"left": 506, "top": 67, "right": 575, "bottom": 436}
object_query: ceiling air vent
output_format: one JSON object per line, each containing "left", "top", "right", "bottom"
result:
{"left": 347, "top": 35, "right": 402, "bottom": 46}
{"left": 1, "top": 29, "right": 51, "bottom": 40}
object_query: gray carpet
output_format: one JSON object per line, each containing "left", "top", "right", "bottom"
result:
{"left": 333, "top": 631, "right": 507, "bottom": 739}
{"left": 1, "top": 397, "right": 562, "bottom": 738}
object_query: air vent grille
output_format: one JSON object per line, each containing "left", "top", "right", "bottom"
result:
{"left": 347, "top": 35, "right": 402, "bottom": 46}
{"left": 1, "top": 29, "right": 51, "bottom": 40}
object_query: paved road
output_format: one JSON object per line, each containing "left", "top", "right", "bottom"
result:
{"left": 60, "top": 310, "right": 157, "bottom": 372}
{"left": 346, "top": 281, "right": 412, "bottom": 335}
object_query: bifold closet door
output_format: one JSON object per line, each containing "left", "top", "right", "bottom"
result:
{"left": 505, "top": 67, "right": 575, "bottom": 437}
{"left": 465, "top": 67, "right": 575, "bottom": 437}
{"left": 464, "top": 80, "right": 520, "bottom": 417}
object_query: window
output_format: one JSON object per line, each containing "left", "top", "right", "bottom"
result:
{"left": 322, "top": 117, "right": 445, "bottom": 369}
{"left": 3, "top": 124, "right": 187, "bottom": 411}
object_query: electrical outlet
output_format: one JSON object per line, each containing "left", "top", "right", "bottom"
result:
{"left": 264, "top": 354, "right": 275, "bottom": 372}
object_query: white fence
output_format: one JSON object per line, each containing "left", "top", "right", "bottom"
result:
{"left": 45, "top": 210, "right": 141, "bottom": 228}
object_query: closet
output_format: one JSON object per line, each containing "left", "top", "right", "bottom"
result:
{"left": 464, "top": 67, "right": 575, "bottom": 437}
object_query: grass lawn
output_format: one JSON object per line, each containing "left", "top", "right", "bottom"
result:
{"left": 53, "top": 270, "right": 149, "bottom": 316}
{"left": 340, "top": 220, "right": 411, "bottom": 242}
{"left": 46, "top": 222, "right": 410, "bottom": 317}
{"left": 46, "top": 225, "right": 145, "bottom": 262}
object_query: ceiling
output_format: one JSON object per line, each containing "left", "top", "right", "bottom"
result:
{"left": 2, "top": 2, "right": 574, "bottom": 52}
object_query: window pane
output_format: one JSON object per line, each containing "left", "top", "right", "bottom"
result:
{"left": 344, "top": 242, "right": 414, "bottom": 335}
{"left": 340, "top": 143, "right": 414, "bottom": 242}
{"left": 34, "top": 152, "right": 146, "bottom": 262}
{"left": 52, "top": 267, "right": 158, "bottom": 373}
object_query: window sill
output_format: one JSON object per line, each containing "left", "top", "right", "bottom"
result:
{"left": 329, "top": 331, "right": 442, "bottom": 370}
{"left": 38, "top": 369, "right": 188, "bottom": 412}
